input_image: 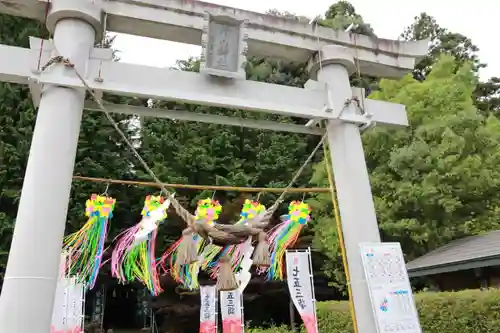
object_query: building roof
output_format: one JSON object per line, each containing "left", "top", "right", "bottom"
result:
{"left": 406, "top": 230, "right": 500, "bottom": 277}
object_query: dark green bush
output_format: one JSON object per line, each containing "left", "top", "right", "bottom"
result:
{"left": 248, "top": 289, "right": 500, "bottom": 333}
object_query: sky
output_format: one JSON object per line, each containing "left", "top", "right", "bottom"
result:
{"left": 113, "top": 0, "right": 499, "bottom": 81}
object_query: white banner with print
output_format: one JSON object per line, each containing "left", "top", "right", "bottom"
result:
{"left": 220, "top": 290, "right": 244, "bottom": 333}
{"left": 286, "top": 250, "right": 318, "bottom": 333}
{"left": 51, "top": 254, "right": 85, "bottom": 333}
{"left": 200, "top": 285, "right": 217, "bottom": 333}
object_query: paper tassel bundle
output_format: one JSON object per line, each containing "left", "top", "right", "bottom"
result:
{"left": 111, "top": 195, "right": 168, "bottom": 296}
{"left": 267, "top": 201, "right": 311, "bottom": 280}
{"left": 161, "top": 235, "right": 204, "bottom": 290}
{"left": 63, "top": 194, "right": 116, "bottom": 289}
{"left": 159, "top": 198, "right": 222, "bottom": 289}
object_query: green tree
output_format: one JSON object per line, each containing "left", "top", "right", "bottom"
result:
{"left": 320, "top": 1, "right": 378, "bottom": 91}
{"left": 310, "top": 56, "right": 500, "bottom": 288}
{"left": 401, "top": 13, "right": 485, "bottom": 81}
{"left": 474, "top": 76, "right": 500, "bottom": 114}
{"left": 401, "top": 13, "right": 500, "bottom": 115}
{"left": 320, "top": 0, "right": 376, "bottom": 37}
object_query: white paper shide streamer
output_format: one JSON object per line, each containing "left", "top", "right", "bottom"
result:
{"left": 132, "top": 193, "right": 175, "bottom": 246}
{"left": 220, "top": 290, "right": 244, "bottom": 333}
{"left": 200, "top": 285, "right": 217, "bottom": 333}
{"left": 286, "top": 250, "right": 318, "bottom": 333}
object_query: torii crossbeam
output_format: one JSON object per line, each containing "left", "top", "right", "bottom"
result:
{"left": 0, "top": 0, "right": 428, "bottom": 332}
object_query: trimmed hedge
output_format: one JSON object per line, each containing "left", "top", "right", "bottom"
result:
{"left": 248, "top": 289, "right": 500, "bottom": 333}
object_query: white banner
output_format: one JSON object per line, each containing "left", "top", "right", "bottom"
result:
{"left": 286, "top": 250, "right": 318, "bottom": 333}
{"left": 200, "top": 286, "right": 217, "bottom": 333}
{"left": 51, "top": 254, "right": 85, "bottom": 333}
{"left": 360, "top": 243, "right": 422, "bottom": 333}
{"left": 66, "top": 279, "right": 85, "bottom": 330}
{"left": 220, "top": 290, "right": 243, "bottom": 333}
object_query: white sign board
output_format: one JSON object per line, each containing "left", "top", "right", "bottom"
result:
{"left": 285, "top": 250, "right": 318, "bottom": 333}
{"left": 360, "top": 243, "right": 422, "bottom": 333}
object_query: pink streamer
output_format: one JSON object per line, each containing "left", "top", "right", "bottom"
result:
{"left": 208, "top": 243, "right": 246, "bottom": 279}
{"left": 111, "top": 224, "right": 141, "bottom": 282}
{"left": 301, "top": 314, "right": 318, "bottom": 333}
{"left": 200, "top": 321, "right": 217, "bottom": 333}
{"left": 50, "top": 327, "right": 83, "bottom": 333}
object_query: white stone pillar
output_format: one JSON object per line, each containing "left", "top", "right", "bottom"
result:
{"left": 308, "top": 45, "right": 380, "bottom": 333}
{"left": 0, "top": 1, "right": 101, "bottom": 332}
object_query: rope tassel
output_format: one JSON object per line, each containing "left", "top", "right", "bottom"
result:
{"left": 159, "top": 198, "right": 222, "bottom": 289}
{"left": 63, "top": 194, "right": 116, "bottom": 289}
{"left": 253, "top": 232, "right": 270, "bottom": 268}
{"left": 216, "top": 254, "right": 238, "bottom": 291}
{"left": 267, "top": 201, "right": 311, "bottom": 280}
{"left": 202, "top": 200, "right": 267, "bottom": 279}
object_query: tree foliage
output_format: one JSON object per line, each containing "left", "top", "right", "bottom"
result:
{"left": 320, "top": 0, "right": 376, "bottom": 37}
{"left": 401, "top": 13, "right": 484, "bottom": 80}
{"left": 402, "top": 12, "right": 500, "bottom": 115}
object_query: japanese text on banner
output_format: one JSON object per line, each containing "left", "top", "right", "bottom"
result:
{"left": 285, "top": 251, "right": 318, "bottom": 333}
{"left": 360, "top": 243, "right": 422, "bottom": 333}
{"left": 200, "top": 286, "right": 217, "bottom": 333}
{"left": 220, "top": 290, "right": 243, "bottom": 333}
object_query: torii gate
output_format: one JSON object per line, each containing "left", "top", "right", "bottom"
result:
{"left": 0, "top": 0, "right": 428, "bottom": 332}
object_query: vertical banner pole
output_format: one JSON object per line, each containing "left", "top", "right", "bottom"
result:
{"left": 289, "top": 299, "right": 296, "bottom": 332}
{"left": 215, "top": 288, "right": 219, "bottom": 333}
{"left": 240, "top": 292, "right": 245, "bottom": 333}
{"left": 81, "top": 283, "right": 86, "bottom": 333}
{"left": 307, "top": 248, "right": 318, "bottom": 333}
{"left": 100, "top": 284, "right": 107, "bottom": 331}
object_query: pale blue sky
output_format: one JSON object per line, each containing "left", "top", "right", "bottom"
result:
{"left": 113, "top": 0, "right": 498, "bottom": 81}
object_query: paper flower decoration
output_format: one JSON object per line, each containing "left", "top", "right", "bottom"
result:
{"left": 239, "top": 199, "right": 266, "bottom": 223}
{"left": 195, "top": 198, "right": 222, "bottom": 224}
{"left": 141, "top": 195, "right": 168, "bottom": 221}
{"left": 288, "top": 200, "right": 311, "bottom": 225}
{"left": 85, "top": 194, "right": 116, "bottom": 219}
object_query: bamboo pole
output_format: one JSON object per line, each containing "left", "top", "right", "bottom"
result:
{"left": 72, "top": 176, "right": 330, "bottom": 193}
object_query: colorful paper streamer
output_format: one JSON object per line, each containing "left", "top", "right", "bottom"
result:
{"left": 267, "top": 200, "right": 311, "bottom": 280}
{"left": 63, "top": 194, "right": 116, "bottom": 289}
{"left": 159, "top": 198, "right": 222, "bottom": 289}
{"left": 202, "top": 199, "right": 266, "bottom": 279}
{"left": 111, "top": 195, "right": 168, "bottom": 296}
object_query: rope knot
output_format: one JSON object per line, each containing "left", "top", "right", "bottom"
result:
{"left": 41, "top": 56, "right": 74, "bottom": 72}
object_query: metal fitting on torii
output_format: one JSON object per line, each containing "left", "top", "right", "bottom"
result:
{"left": 303, "top": 82, "right": 376, "bottom": 132}
{"left": 304, "top": 45, "right": 376, "bottom": 131}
